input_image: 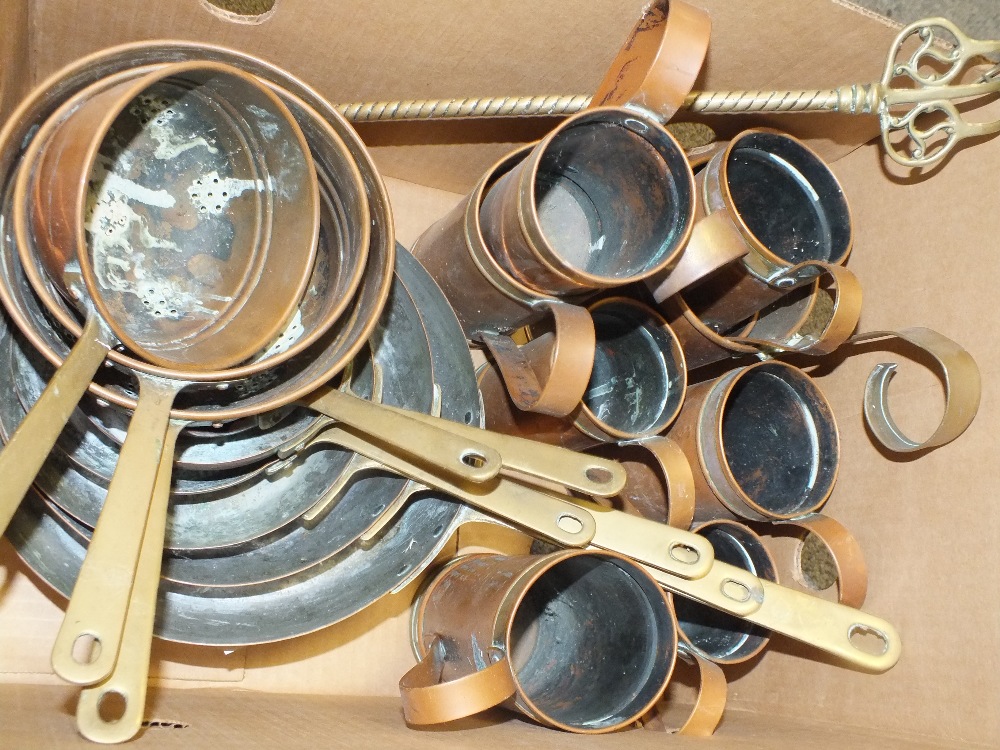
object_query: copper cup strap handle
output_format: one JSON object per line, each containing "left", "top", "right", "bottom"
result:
{"left": 615, "top": 437, "right": 697, "bottom": 530}
{"left": 479, "top": 301, "right": 595, "bottom": 418}
{"left": 590, "top": 0, "right": 711, "bottom": 122}
{"left": 641, "top": 649, "right": 727, "bottom": 737}
{"left": 773, "top": 512, "right": 869, "bottom": 609}
{"left": 646, "top": 210, "right": 750, "bottom": 304}
{"left": 400, "top": 637, "right": 517, "bottom": 726}
{"left": 848, "top": 326, "right": 981, "bottom": 453}
{"left": 739, "top": 262, "right": 864, "bottom": 355}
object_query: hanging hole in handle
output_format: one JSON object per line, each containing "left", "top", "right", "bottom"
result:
{"left": 199, "top": 0, "right": 277, "bottom": 24}
{"left": 461, "top": 450, "right": 489, "bottom": 469}
{"left": 721, "top": 578, "right": 752, "bottom": 603}
{"left": 668, "top": 543, "right": 701, "bottom": 566}
{"left": 848, "top": 624, "right": 890, "bottom": 656}
{"left": 72, "top": 634, "right": 102, "bottom": 665}
{"left": 98, "top": 690, "right": 128, "bottom": 723}
{"left": 556, "top": 514, "right": 585, "bottom": 536}
{"left": 585, "top": 466, "right": 614, "bottom": 485}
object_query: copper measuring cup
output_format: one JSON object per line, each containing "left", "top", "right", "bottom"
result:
{"left": 674, "top": 520, "right": 778, "bottom": 665}
{"left": 652, "top": 129, "right": 854, "bottom": 329}
{"left": 477, "top": 297, "right": 687, "bottom": 449}
{"left": 479, "top": 107, "right": 695, "bottom": 295}
{"left": 402, "top": 550, "right": 678, "bottom": 733}
{"left": 667, "top": 360, "right": 840, "bottom": 524}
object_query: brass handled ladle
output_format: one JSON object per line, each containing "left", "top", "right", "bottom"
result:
{"left": 334, "top": 17, "right": 1000, "bottom": 169}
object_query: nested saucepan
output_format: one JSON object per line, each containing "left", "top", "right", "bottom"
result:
{"left": 5, "top": 246, "right": 476, "bottom": 645}
{"left": 0, "top": 253, "right": 435, "bottom": 554}
{"left": 7, "top": 62, "right": 327, "bottom": 687}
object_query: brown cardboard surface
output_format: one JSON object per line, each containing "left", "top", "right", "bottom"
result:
{"left": 2, "top": 0, "right": 1000, "bottom": 747}
{"left": 0, "top": 0, "right": 29, "bottom": 119}
{"left": 26, "top": 0, "right": 896, "bottom": 193}
{"left": 0, "top": 683, "right": 984, "bottom": 750}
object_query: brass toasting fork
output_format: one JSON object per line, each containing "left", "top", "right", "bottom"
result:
{"left": 335, "top": 17, "right": 1000, "bottom": 169}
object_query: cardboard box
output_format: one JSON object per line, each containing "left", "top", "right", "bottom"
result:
{"left": 0, "top": 0, "right": 996, "bottom": 747}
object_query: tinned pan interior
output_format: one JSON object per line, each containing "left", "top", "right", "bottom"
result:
{"left": 413, "top": 550, "right": 677, "bottom": 733}
{"left": 675, "top": 519, "right": 777, "bottom": 664}
{"left": 697, "top": 360, "right": 840, "bottom": 520}
{"left": 481, "top": 107, "right": 695, "bottom": 295}
{"left": 18, "top": 61, "right": 320, "bottom": 371}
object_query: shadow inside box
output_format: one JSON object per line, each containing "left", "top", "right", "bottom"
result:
{"left": 784, "top": 335, "right": 951, "bottom": 464}
{"left": 352, "top": 116, "right": 565, "bottom": 149}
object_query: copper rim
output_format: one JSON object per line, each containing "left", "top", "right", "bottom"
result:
{"left": 706, "top": 128, "right": 854, "bottom": 272}
{"left": 696, "top": 360, "right": 841, "bottom": 520}
{"left": 16, "top": 61, "right": 320, "bottom": 371}
{"left": 513, "top": 107, "right": 696, "bottom": 291}
{"left": 10, "top": 61, "right": 370, "bottom": 380}
{"left": 413, "top": 550, "right": 678, "bottom": 734}
{"left": 575, "top": 296, "right": 688, "bottom": 442}
{"left": 0, "top": 41, "right": 395, "bottom": 421}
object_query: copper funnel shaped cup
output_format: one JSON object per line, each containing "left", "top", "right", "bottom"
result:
{"left": 403, "top": 550, "right": 678, "bottom": 733}
{"left": 674, "top": 520, "right": 777, "bottom": 664}
{"left": 480, "top": 107, "right": 695, "bottom": 296}
{"left": 668, "top": 360, "right": 840, "bottom": 523}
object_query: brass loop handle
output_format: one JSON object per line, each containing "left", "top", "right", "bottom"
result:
{"left": 0, "top": 315, "right": 113, "bottom": 538}
{"left": 75, "top": 420, "right": 183, "bottom": 743}
{"left": 51, "top": 374, "right": 177, "bottom": 686}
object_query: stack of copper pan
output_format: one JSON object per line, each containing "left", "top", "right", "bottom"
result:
{"left": 0, "top": 43, "right": 491, "bottom": 743}
{"left": 0, "top": 5, "right": 985, "bottom": 746}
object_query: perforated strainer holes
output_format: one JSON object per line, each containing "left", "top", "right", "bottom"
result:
{"left": 258, "top": 312, "right": 305, "bottom": 358}
{"left": 127, "top": 94, "right": 179, "bottom": 129}
{"left": 849, "top": 624, "right": 890, "bottom": 656}
{"left": 797, "top": 532, "right": 838, "bottom": 591}
{"left": 188, "top": 174, "right": 230, "bottom": 216}
{"left": 138, "top": 281, "right": 183, "bottom": 320}
{"left": 98, "top": 691, "right": 128, "bottom": 723}
{"left": 72, "top": 634, "right": 101, "bottom": 665}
